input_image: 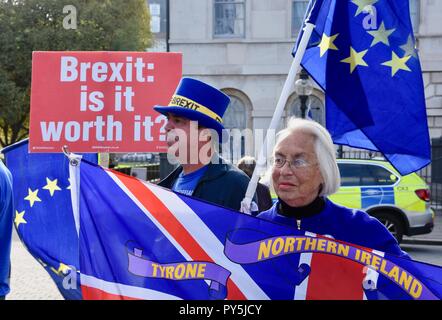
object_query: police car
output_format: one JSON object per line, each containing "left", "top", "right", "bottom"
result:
{"left": 328, "top": 159, "right": 435, "bottom": 243}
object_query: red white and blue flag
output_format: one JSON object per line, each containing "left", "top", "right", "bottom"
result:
{"left": 72, "top": 160, "right": 442, "bottom": 300}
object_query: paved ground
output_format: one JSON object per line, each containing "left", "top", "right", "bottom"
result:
{"left": 6, "top": 214, "right": 442, "bottom": 300}
{"left": 6, "top": 229, "right": 62, "bottom": 300}
{"left": 401, "top": 244, "right": 442, "bottom": 266}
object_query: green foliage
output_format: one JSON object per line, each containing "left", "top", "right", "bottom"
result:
{"left": 0, "top": 0, "right": 152, "bottom": 147}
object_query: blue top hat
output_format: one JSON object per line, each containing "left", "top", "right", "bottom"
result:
{"left": 154, "top": 78, "right": 230, "bottom": 142}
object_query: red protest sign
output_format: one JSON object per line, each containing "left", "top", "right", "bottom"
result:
{"left": 29, "top": 51, "right": 182, "bottom": 153}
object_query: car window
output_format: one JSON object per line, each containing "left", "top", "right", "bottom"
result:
{"left": 338, "top": 163, "right": 398, "bottom": 187}
{"left": 339, "top": 164, "right": 367, "bottom": 186}
{"left": 366, "top": 165, "right": 398, "bottom": 186}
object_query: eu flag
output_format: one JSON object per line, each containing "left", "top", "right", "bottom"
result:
{"left": 294, "top": 0, "right": 430, "bottom": 175}
{"left": 2, "top": 139, "right": 97, "bottom": 300}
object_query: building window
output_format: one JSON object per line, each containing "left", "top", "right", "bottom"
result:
{"left": 222, "top": 95, "right": 248, "bottom": 162}
{"left": 214, "top": 0, "right": 245, "bottom": 38}
{"left": 409, "top": 0, "right": 420, "bottom": 33}
{"left": 147, "top": 0, "right": 168, "bottom": 52}
{"left": 290, "top": 95, "right": 325, "bottom": 126}
{"left": 292, "top": 0, "right": 309, "bottom": 37}
{"left": 223, "top": 96, "right": 247, "bottom": 130}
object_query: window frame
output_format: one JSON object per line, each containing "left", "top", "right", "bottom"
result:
{"left": 289, "top": 94, "right": 325, "bottom": 126}
{"left": 409, "top": 0, "right": 420, "bottom": 34}
{"left": 291, "top": 0, "right": 309, "bottom": 38}
{"left": 219, "top": 89, "right": 252, "bottom": 163}
{"left": 213, "top": 0, "right": 246, "bottom": 39}
{"left": 222, "top": 95, "right": 248, "bottom": 130}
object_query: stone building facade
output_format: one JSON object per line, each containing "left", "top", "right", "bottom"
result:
{"left": 165, "top": 0, "right": 442, "bottom": 159}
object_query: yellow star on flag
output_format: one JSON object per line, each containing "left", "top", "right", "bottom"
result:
{"left": 351, "top": 0, "right": 379, "bottom": 16}
{"left": 24, "top": 188, "right": 42, "bottom": 207}
{"left": 367, "top": 22, "right": 396, "bottom": 47}
{"left": 15, "top": 210, "right": 27, "bottom": 228}
{"left": 51, "top": 263, "right": 72, "bottom": 276}
{"left": 400, "top": 34, "right": 418, "bottom": 59}
{"left": 43, "top": 177, "right": 62, "bottom": 196}
{"left": 318, "top": 33, "right": 339, "bottom": 57}
{"left": 381, "top": 51, "right": 412, "bottom": 77}
{"left": 58, "top": 263, "right": 72, "bottom": 275}
{"left": 341, "top": 47, "right": 369, "bottom": 73}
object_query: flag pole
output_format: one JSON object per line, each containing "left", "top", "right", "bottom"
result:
{"left": 240, "top": 22, "right": 316, "bottom": 213}
{"left": 63, "top": 145, "right": 83, "bottom": 236}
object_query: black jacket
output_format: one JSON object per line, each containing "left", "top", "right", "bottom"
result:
{"left": 158, "top": 155, "right": 251, "bottom": 212}
{"left": 256, "top": 182, "right": 273, "bottom": 212}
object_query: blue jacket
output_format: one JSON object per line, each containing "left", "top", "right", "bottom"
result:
{"left": 159, "top": 154, "right": 252, "bottom": 212}
{"left": 258, "top": 198, "right": 409, "bottom": 258}
{"left": 0, "top": 160, "right": 13, "bottom": 297}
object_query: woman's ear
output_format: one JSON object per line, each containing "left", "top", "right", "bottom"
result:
{"left": 318, "top": 183, "right": 324, "bottom": 196}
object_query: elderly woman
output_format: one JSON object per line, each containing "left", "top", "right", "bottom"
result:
{"left": 257, "top": 118, "right": 408, "bottom": 258}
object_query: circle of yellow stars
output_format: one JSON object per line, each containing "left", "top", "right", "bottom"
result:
{"left": 15, "top": 177, "right": 73, "bottom": 278}
{"left": 14, "top": 177, "right": 71, "bottom": 228}
{"left": 315, "top": 1, "right": 417, "bottom": 77}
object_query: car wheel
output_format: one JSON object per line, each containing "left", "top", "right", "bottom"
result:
{"left": 373, "top": 212, "right": 404, "bottom": 243}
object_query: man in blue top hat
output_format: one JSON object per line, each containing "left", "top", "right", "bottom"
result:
{"left": 154, "top": 77, "right": 254, "bottom": 212}
{"left": 0, "top": 160, "right": 13, "bottom": 300}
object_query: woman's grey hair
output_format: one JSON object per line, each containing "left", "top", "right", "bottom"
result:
{"left": 273, "top": 117, "right": 341, "bottom": 196}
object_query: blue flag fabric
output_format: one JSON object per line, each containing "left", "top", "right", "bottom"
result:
{"left": 75, "top": 160, "right": 442, "bottom": 300}
{"left": 0, "top": 160, "right": 13, "bottom": 297}
{"left": 2, "top": 139, "right": 97, "bottom": 300}
{"left": 294, "top": 0, "right": 430, "bottom": 175}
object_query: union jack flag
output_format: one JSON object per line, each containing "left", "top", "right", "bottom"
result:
{"left": 72, "top": 160, "right": 442, "bottom": 300}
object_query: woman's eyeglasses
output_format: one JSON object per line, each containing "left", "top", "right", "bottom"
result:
{"left": 272, "top": 156, "right": 317, "bottom": 170}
